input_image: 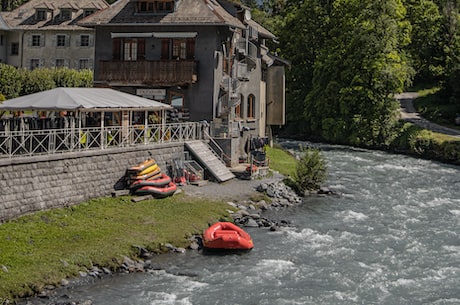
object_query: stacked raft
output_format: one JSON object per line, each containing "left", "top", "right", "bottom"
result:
{"left": 127, "top": 159, "right": 177, "bottom": 198}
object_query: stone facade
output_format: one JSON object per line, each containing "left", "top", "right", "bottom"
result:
{"left": 0, "top": 143, "right": 183, "bottom": 222}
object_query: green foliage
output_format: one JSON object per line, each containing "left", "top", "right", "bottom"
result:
{"left": 293, "top": 146, "right": 327, "bottom": 192}
{"left": 414, "top": 88, "right": 460, "bottom": 128}
{"left": 0, "top": 63, "right": 22, "bottom": 99}
{"left": 20, "top": 68, "right": 56, "bottom": 96}
{"left": 0, "top": 194, "right": 232, "bottom": 301}
{"left": 390, "top": 121, "right": 460, "bottom": 164}
{"left": 53, "top": 68, "right": 93, "bottom": 88}
{"left": 301, "top": 0, "right": 413, "bottom": 146}
{"left": 0, "top": 66, "right": 93, "bottom": 98}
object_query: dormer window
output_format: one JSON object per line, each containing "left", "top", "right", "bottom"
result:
{"left": 83, "top": 9, "right": 96, "bottom": 17}
{"left": 136, "top": 1, "right": 175, "bottom": 14}
{"left": 36, "top": 9, "right": 47, "bottom": 20}
{"left": 60, "top": 9, "right": 72, "bottom": 20}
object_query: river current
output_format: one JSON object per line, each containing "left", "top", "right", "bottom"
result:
{"left": 31, "top": 141, "right": 460, "bottom": 304}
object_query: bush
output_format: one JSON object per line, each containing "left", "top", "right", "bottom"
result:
{"left": 293, "top": 146, "right": 327, "bottom": 193}
{"left": 0, "top": 63, "right": 22, "bottom": 99}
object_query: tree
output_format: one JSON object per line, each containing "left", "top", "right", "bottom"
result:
{"left": 403, "top": 0, "right": 444, "bottom": 84}
{"left": 277, "top": 0, "right": 331, "bottom": 136}
{"left": 303, "top": 0, "right": 413, "bottom": 146}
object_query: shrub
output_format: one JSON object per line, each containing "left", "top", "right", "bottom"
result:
{"left": 293, "top": 146, "right": 327, "bottom": 193}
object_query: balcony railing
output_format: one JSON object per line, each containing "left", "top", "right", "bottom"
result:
{"left": 97, "top": 60, "right": 198, "bottom": 86}
{"left": 0, "top": 122, "right": 201, "bottom": 158}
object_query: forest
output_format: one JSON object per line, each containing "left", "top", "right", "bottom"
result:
{"left": 2, "top": 0, "right": 460, "bottom": 149}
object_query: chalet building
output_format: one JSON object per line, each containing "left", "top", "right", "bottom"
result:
{"left": 79, "top": 0, "right": 287, "bottom": 165}
{"left": 0, "top": 0, "right": 109, "bottom": 70}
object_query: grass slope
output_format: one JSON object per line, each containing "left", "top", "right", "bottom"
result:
{"left": 0, "top": 195, "right": 232, "bottom": 301}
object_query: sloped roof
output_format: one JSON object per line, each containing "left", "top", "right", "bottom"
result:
{"left": 0, "top": 14, "right": 9, "bottom": 30}
{"left": 79, "top": 0, "right": 244, "bottom": 29}
{"left": 0, "top": 87, "right": 173, "bottom": 111}
{"left": 1, "top": 0, "right": 110, "bottom": 30}
{"left": 246, "top": 19, "right": 275, "bottom": 39}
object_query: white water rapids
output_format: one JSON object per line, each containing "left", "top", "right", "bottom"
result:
{"left": 24, "top": 141, "right": 460, "bottom": 305}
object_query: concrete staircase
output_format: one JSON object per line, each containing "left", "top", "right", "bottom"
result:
{"left": 185, "top": 140, "right": 235, "bottom": 182}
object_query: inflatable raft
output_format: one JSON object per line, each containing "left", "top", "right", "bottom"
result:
{"left": 134, "top": 181, "right": 177, "bottom": 198}
{"left": 129, "top": 173, "right": 172, "bottom": 191}
{"left": 203, "top": 222, "right": 253, "bottom": 251}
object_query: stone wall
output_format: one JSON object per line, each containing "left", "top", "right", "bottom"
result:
{"left": 0, "top": 143, "right": 184, "bottom": 222}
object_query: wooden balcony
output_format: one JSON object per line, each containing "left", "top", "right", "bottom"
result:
{"left": 97, "top": 60, "right": 198, "bottom": 86}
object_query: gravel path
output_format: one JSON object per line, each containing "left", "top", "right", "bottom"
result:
{"left": 180, "top": 172, "right": 285, "bottom": 203}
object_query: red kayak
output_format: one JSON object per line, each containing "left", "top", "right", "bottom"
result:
{"left": 203, "top": 222, "right": 253, "bottom": 251}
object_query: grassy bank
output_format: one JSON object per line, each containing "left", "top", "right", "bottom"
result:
{"left": 0, "top": 194, "right": 232, "bottom": 301}
{"left": 265, "top": 145, "right": 297, "bottom": 177}
{"left": 0, "top": 145, "right": 297, "bottom": 302}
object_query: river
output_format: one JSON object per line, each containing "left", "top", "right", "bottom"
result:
{"left": 27, "top": 141, "right": 460, "bottom": 304}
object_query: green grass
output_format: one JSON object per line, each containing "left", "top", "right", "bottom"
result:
{"left": 265, "top": 144, "right": 297, "bottom": 177}
{"left": 0, "top": 194, "right": 232, "bottom": 301}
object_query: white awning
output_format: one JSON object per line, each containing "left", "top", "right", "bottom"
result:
{"left": 111, "top": 32, "right": 153, "bottom": 38}
{"left": 0, "top": 88, "right": 173, "bottom": 112}
{"left": 152, "top": 32, "right": 197, "bottom": 38}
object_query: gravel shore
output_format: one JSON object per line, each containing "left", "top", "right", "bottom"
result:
{"left": 181, "top": 172, "right": 286, "bottom": 203}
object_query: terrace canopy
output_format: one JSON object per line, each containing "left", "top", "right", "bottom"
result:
{"left": 0, "top": 87, "right": 172, "bottom": 112}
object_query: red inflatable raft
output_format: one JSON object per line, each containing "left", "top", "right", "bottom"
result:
{"left": 203, "top": 222, "right": 253, "bottom": 251}
{"left": 130, "top": 173, "right": 172, "bottom": 191}
{"left": 134, "top": 181, "right": 177, "bottom": 198}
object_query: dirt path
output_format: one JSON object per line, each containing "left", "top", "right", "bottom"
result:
{"left": 395, "top": 92, "right": 460, "bottom": 138}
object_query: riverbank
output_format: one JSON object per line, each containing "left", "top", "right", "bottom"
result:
{"left": 0, "top": 147, "right": 300, "bottom": 303}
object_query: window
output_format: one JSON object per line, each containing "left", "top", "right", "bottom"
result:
{"left": 247, "top": 94, "right": 255, "bottom": 119}
{"left": 112, "top": 38, "right": 145, "bottom": 61}
{"left": 11, "top": 43, "right": 19, "bottom": 55}
{"left": 235, "top": 94, "right": 244, "bottom": 119}
{"left": 170, "top": 92, "right": 184, "bottom": 109}
{"left": 36, "top": 9, "right": 46, "bottom": 20}
{"left": 0, "top": 35, "right": 3, "bottom": 46}
{"left": 30, "top": 59, "right": 40, "bottom": 70}
{"left": 137, "top": 1, "right": 175, "bottom": 13}
{"left": 80, "top": 35, "right": 90, "bottom": 47}
{"left": 60, "top": 9, "right": 72, "bottom": 20}
{"left": 56, "top": 35, "right": 66, "bottom": 47}
{"left": 55, "top": 59, "right": 65, "bottom": 68}
{"left": 161, "top": 38, "right": 195, "bottom": 60}
{"left": 79, "top": 59, "right": 90, "bottom": 70}
{"left": 32, "top": 35, "right": 41, "bottom": 47}
{"left": 83, "top": 9, "right": 95, "bottom": 17}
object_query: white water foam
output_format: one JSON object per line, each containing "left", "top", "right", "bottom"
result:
{"left": 337, "top": 210, "right": 369, "bottom": 222}
{"left": 148, "top": 292, "right": 192, "bottom": 305}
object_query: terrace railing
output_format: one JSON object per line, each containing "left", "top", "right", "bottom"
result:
{"left": 0, "top": 122, "right": 201, "bottom": 158}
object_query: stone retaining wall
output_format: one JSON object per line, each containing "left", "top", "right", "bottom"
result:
{"left": 0, "top": 143, "right": 184, "bottom": 222}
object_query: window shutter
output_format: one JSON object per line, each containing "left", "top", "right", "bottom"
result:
{"left": 41, "top": 34, "right": 45, "bottom": 46}
{"left": 186, "top": 38, "right": 195, "bottom": 60}
{"left": 138, "top": 38, "right": 145, "bottom": 60}
{"left": 76, "top": 35, "right": 80, "bottom": 47}
{"left": 66, "top": 35, "right": 70, "bottom": 47}
{"left": 89, "top": 35, "right": 94, "bottom": 47}
{"left": 161, "top": 39, "right": 169, "bottom": 60}
{"left": 112, "top": 38, "right": 121, "bottom": 60}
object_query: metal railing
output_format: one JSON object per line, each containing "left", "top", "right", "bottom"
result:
{"left": 0, "top": 122, "right": 201, "bottom": 158}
